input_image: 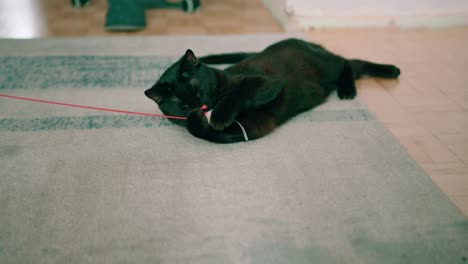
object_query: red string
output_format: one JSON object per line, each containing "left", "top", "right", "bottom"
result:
{"left": 0, "top": 93, "right": 188, "bottom": 120}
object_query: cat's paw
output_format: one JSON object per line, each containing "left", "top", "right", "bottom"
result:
{"left": 187, "top": 109, "right": 210, "bottom": 137}
{"left": 337, "top": 86, "right": 357, "bottom": 100}
{"left": 210, "top": 109, "right": 236, "bottom": 131}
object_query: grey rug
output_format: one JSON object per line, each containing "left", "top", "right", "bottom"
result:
{"left": 0, "top": 35, "right": 467, "bottom": 264}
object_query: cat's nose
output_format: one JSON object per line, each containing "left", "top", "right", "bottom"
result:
{"left": 144, "top": 89, "right": 154, "bottom": 98}
{"left": 145, "top": 89, "right": 163, "bottom": 103}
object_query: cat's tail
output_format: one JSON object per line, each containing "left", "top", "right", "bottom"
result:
{"left": 349, "top": 59, "right": 401, "bottom": 79}
{"left": 199, "top": 52, "right": 257, "bottom": 64}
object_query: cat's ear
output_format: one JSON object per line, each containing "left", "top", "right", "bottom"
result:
{"left": 183, "top": 49, "right": 199, "bottom": 65}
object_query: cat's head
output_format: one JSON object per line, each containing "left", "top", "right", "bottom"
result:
{"left": 145, "top": 49, "right": 217, "bottom": 125}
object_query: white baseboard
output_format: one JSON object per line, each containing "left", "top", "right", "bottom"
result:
{"left": 295, "top": 12, "right": 468, "bottom": 29}
{"left": 260, "top": 0, "right": 468, "bottom": 31}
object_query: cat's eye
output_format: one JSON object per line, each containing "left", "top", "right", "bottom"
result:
{"left": 155, "top": 83, "right": 173, "bottom": 95}
{"left": 170, "top": 97, "right": 182, "bottom": 103}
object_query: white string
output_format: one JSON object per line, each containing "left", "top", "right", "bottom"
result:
{"left": 234, "top": 120, "right": 249, "bottom": 141}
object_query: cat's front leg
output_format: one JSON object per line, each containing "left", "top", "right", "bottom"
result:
{"left": 210, "top": 76, "right": 283, "bottom": 131}
{"left": 186, "top": 107, "right": 249, "bottom": 143}
{"left": 209, "top": 99, "right": 239, "bottom": 131}
{"left": 186, "top": 108, "right": 211, "bottom": 138}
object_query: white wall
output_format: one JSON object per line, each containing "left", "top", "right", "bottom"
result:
{"left": 286, "top": 0, "right": 468, "bottom": 17}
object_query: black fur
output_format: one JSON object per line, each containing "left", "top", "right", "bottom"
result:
{"left": 199, "top": 52, "right": 257, "bottom": 64}
{"left": 145, "top": 38, "right": 400, "bottom": 143}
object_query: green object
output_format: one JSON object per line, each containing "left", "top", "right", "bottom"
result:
{"left": 142, "top": 0, "right": 179, "bottom": 9}
{"left": 70, "top": 0, "right": 90, "bottom": 7}
{"left": 141, "top": 0, "right": 200, "bottom": 11}
{"left": 105, "top": 0, "right": 147, "bottom": 31}
{"left": 105, "top": 0, "right": 201, "bottom": 32}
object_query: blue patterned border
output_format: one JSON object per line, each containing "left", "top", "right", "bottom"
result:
{"left": 0, "top": 56, "right": 175, "bottom": 89}
{"left": 0, "top": 110, "right": 373, "bottom": 132}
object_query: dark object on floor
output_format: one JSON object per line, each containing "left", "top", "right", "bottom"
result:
{"left": 105, "top": 0, "right": 147, "bottom": 31}
{"left": 143, "top": 0, "right": 200, "bottom": 12}
{"left": 105, "top": 0, "right": 201, "bottom": 32}
{"left": 70, "top": 0, "right": 90, "bottom": 7}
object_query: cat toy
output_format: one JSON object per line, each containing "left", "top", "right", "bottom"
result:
{"left": 0, "top": 94, "right": 187, "bottom": 120}
{"left": 0, "top": 94, "right": 249, "bottom": 141}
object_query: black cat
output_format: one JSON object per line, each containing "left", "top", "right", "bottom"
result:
{"left": 145, "top": 38, "right": 400, "bottom": 143}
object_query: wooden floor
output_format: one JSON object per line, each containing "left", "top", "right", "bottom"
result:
{"left": 1, "top": 1, "right": 467, "bottom": 216}
{"left": 0, "top": 0, "right": 282, "bottom": 37}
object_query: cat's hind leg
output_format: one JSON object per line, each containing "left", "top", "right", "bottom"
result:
{"left": 337, "top": 61, "right": 357, "bottom": 100}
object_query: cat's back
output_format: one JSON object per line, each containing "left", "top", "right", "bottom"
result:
{"left": 227, "top": 38, "right": 343, "bottom": 78}
{"left": 260, "top": 38, "right": 343, "bottom": 64}
{"left": 262, "top": 38, "right": 326, "bottom": 54}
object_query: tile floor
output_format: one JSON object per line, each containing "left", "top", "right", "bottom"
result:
{"left": 0, "top": 0, "right": 467, "bottom": 216}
